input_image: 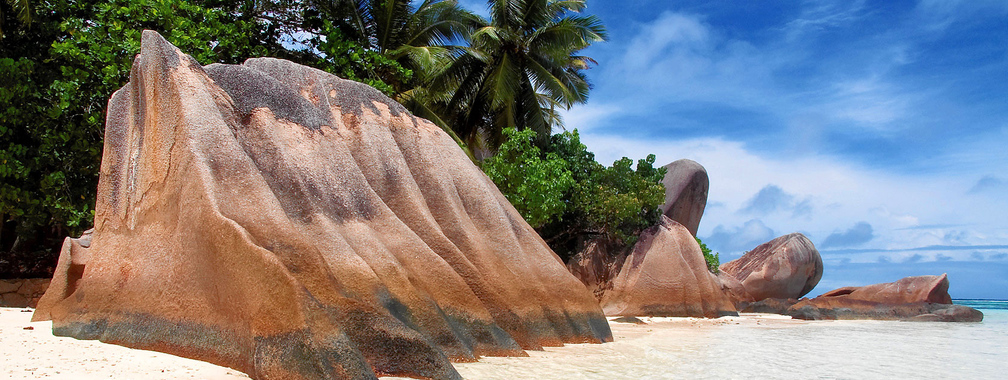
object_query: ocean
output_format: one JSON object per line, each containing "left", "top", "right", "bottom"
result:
{"left": 445, "top": 300, "right": 1008, "bottom": 379}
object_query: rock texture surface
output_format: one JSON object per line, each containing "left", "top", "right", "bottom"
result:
{"left": 659, "top": 159, "right": 708, "bottom": 236}
{"left": 719, "top": 233, "right": 823, "bottom": 302}
{"left": 566, "top": 239, "right": 625, "bottom": 301}
{"left": 787, "top": 274, "right": 981, "bottom": 322}
{"left": 0, "top": 278, "right": 50, "bottom": 308}
{"left": 815, "top": 274, "right": 952, "bottom": 304}
{"left": 33, "top": 31, "right": 610, "bottom": 380}
{"left": 599, "top": 216, "right": 737, "bottom": 318}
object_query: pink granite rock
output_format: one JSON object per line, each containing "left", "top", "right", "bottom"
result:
{"left": 788, "top": 275, "right": 981, "bottom": 322}
{"left": 32, "top": 31, "right": 610, "bottom": 380}
{"left": 660, "top": 159, "right": 708, "bottom": 236}
{"left": 600, "top": 216, "right": 737, "bottom": 317}
{"left": 719, "top": 233, "right": 823, "bottom": 302}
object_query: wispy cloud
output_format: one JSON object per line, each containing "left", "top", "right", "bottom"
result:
{"left": 783, "top": 0, "right": 868, "bottom": 39}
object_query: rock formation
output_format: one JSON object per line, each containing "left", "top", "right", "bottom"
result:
{"left": 32, "top": 31, "right": 611, "bottom": 380}
{"left": 599, "top": 216, "right": 737, "bottom": 318}
{"left": 719, "top": 233, "right": 823, "bottom": 302}
{"left": 659, "top": 159, "right": 708, "bottom": 236}
{"left": 815, "top": 274, "right": 952, "bottom": 304}
{"left": 0, "top": 278, "right": 51, "bottom": 308}
{"left": 787, "top": 275, "right": 982, "bottom": 322}
{"left": 566, "top": 239, "right": 625, "bottom": 300}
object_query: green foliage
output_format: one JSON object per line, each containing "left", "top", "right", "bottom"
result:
{"left": 486, "top": 128, "right": 666, "bottom": 262}
{"left": 0, "top": 0, "right": 411, "bottom": 275}
{"left": 310, "top": 22, "right": 413, "bottom": 96}
{"left": 422, "top": 0, "right": 608, "bottom": 150}
{"left": 695, "top": 237, "right": 720, "bottom": 274}
{"left": 0, "top": 0, "right": 270, "bottom": 275}
{"left": 482, "top": 128, "right": 573, "bottom": 228}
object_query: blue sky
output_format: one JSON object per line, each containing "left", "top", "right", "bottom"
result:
{"left": 462, "top": 0, "right": 1008, "bottom": 298}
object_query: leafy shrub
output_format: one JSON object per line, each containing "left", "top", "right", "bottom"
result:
{"left": 0, "top": 0, "right": 410, "bottom": 276}
{"left": 484, "top": 128, "right": 666, "bottom": 262}
{"left": 695, "top": 237, "right": 720, "bottom": 274}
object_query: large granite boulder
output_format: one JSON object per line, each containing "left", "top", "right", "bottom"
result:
{"left": 719, "top": 233, "right": 823, "bottom": 302}
{"left": 659, "top": 159, "right": 708, "bottom": 236}
{"left": 815, "top": 274, "right": 952, "bottom": 304}
{"left": 33, "top": 31, "right": 611, "bottom": 380}
{"left": 599, "top": 216, "right": 737, "bottom": 318}
{"left": 787, "top": 275, "right": 982, "bottom": 322}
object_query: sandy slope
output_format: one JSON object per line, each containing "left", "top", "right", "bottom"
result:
{"left": 0, "top": 308, "right": 249, "bottom": 379}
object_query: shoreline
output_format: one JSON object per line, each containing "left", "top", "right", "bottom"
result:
{"left": 4, "top": 308, "right": 1003, "bottom": 379}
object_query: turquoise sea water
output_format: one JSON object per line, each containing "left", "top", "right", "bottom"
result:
{"left": 955, "top": 299, "right": 1008, "bottom": 325}
{"left": 954, "top": 299, "right": 1008, "bottom": 310}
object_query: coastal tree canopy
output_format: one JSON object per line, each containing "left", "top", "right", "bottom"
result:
{"left": 0, "top": 0, "right": 411, "bottom": 275}
{"left": 484, "top": 128, "right": 666, "bottom": 262}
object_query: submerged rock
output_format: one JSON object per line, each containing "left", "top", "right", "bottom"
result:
{"left": 719, "top": 233, "right": 823, "bottom": 302}
{"left": 600, "top": 216, "right": 737, "bottom": 318}
{"left": 659, "top": 159, "right": 709, "bottom": 236}
{"left": 788, "top": 275, "right": 982, "bottom": 322}
{"left": 33, "top": 31, "right": 610, "bottom": 380}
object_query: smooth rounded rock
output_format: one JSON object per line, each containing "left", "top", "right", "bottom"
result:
{"left": 787, "top": 274, "right": 981, "bottom": 322}
{"left": 601, "top": 216, "right": 737, "bottom": 318}
{"left": 660, "top": 159, "right": 708, "bottom": 236}
{"left": 719, "top": 233, "right": 823, "bottom": 302}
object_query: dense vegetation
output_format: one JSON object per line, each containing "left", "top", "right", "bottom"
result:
{"left": 3, "top": 0, "right": 702, "bottom": 278}
{"left": 0, "top": 0, "right": 416, "bottom": 276}
{"left": 483, "top": 128, "right": 667, "bottom": 262}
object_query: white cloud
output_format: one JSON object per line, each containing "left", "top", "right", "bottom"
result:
{"left": 575, "top": 132, "right": 1008, "bottom": 256}
{"left": 558, "top": 103, "right": 622, "bottom": 133}
{"left": 784, "top": 0, "right": 867, "bottom": 39}
{"left": 562, "top": 2, "right": 1008, "bottom": 267}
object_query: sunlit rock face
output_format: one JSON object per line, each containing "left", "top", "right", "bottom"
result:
{"left": 599, "top": 217, "right": 737, "bottom": 318}
{"left": 660, "top": 159, "right": 708, "bottom": 237}
{"left": 788, "top": 274, "right": 983, "bottom": 322}
{"left": 719, "top": 233, "right": 824, "bottom": 302}
{"left": 33, "top": 30, "right": 611, "bottom": 380}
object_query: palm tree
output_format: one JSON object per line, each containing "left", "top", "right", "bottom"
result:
{"left": 313, "top": 0, "right": 480, "bottom": 86}
{"left": 310, "top": 0, "right": 481, "bottom": 157}
{"left": 430, "top": 0, "right": 606, "bottom": 152}
{"left": 0, "top": 0, "right": 32, "bottom": 38}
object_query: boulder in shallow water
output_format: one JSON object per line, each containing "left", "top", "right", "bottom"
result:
{"left": 816, "top": 274, "right": 952, "bottom": 304}
{"left": 32, "top": 30, "right": 611, "bottom": 380}
{"left": 600, "top": 216, "right": 737, "bottom": 318}
{"left": 788, "top": 275, "right": 981, "bottom": 322}
{"left": 719, "top": 233, "right": 823, "bottom": 302}
{"left": 659, "top": 159, "right": 709, "bottom": 236}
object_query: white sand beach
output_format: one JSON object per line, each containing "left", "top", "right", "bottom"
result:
{"left": 0, "top": 308, "right": 249, "bottom": 379}
{"left": 4, "top": 307, "right": 1005, "bottom": 379}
